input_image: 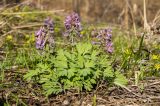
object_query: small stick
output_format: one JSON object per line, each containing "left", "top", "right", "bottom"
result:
{"left": 118, "top": 85, "right": 144, "bottom": 98}
{"left": 144, "top": 81, "right": 160, "bottom": 88}
{"left": 1, "top": 30, "right": 15, "bottom": 37}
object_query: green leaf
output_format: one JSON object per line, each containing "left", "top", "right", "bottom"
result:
{"left": 37, "top": 63, "right": 49, "bottom": 69}
{"left": 91, "top": 50, "right": 99, "bottom": 60}
{"left": 90, "top": 79, "right": 96, "bottom": 84}
{"left": 80, "top": 68, "right": 91, "bottom": 76}
{"left": 137, "top": 33, "right": 145, "bottom": 57}
{"left": 93, "top": 70, "right": 102, "bottom": 79}
{"left": 76, "top": 43, "right": 84, "bottom": 55}
{"left": 56, "top": 49, "right": 67, "bottom": 61}
{"left": 76, "top": 43, "right": 92, "bottom": 55}
{"left": 24, "top": 69, "right": 39, "bottom": 80}
{"left": 85, "top": 60, "right": 95, "bottom": 68}
{"left": 39, "top": 78, "right": 49, "bottom": 83}
{"left": 37, "top": 63, "right": 50, "bottom": 73}
{"left": 84, "top": 80, "right": 93, "bottom": 91}
{"left": 58, "top": 70, "right": 68, "bottom": 77}
{"left": 44, "top": 86, "right": 62, "bottom": 96}
{"left": 103, "top": 67, "right": 114, "bottom": 78}
{"left": 42, "top": 81, "right": 62, "bottom": 96}
{"left": 54, "top": 50, "right": 68, "bottom": 68}
{"left": 67, "top": 68, "right": 75, "bottom": 78}
{"left": 73, "top": 81, "right": 83, "bottom": 90}
{"left": 45, "top": 88, "right": 56, "bottom": 96}
{"left": 65, "top": 51, "right": 72, "bottom": 59}
{"left": 69, "top": 62, "right": 77, "bottom": 68}
{"left": 83, "top": 43, "right": 92, "bottom": 55}
{"left": 77, "top": 55, "right": 84, "bottom": 68}
{"left": 54, "top": 60, "right": 68, "bottom": 68}
{"left": 64, "top": 80, "right": 74, "bottom": 89}
{"left": 99, "top": 58, "right": 108, "bottom": 67}
{"left": 114, "top": 71, "right": 128, "bottom": 86}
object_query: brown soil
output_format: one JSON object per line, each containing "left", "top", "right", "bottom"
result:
{"left": 1, "top": 68, "right": 160, "bottom": 106}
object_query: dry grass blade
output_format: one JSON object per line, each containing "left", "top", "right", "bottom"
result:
{"left": 144, "top": 81, "right": 160, "bottom": 88}
{"left": 0, "top": 10, "right": 64, "bottom": 15}
{"left": 12, "top": 23, "right": 43, "bottom": 29}
{"left": 143, "top": 0, "right": 150, "bottom": 31}
{"left": 153, "top": 9, "right": 160, "bottom": 25}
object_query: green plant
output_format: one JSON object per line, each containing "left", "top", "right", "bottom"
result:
{"left": 93, "top": 94, "right": 97, "bottom": 106}
{"left": 24, "top": 42, "right": 127, "bottom": 96}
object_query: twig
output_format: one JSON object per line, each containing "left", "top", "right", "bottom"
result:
{"left": 144, "top": 81, "right": 160, "bottom": 88}
{"left": 96, "top": 97, "right": 107, "bottom": 103}
{"left": 118, "top": 85, "right": 144, "bottom": 98}
{"left": 1, "top": 30, "right": 15, "bottom": 37}
{"left": 149, "top": 96, "right": 160, "bottom": 99}
{"left": 0, "top": 21, "right": 7, "bottom": 29}
{"left": 153, "top": 9, "right": 160, "bottom": 24}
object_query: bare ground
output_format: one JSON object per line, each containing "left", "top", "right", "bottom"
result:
{"left": 0, "top": 68, "right": 160, "bottom": 106}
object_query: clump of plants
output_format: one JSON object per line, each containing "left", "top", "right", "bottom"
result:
{"left": 24, "top": 42, "right": 127, "bottom": 96}
{"left": 24, "top": 13, "right": 127, "bottom": 96}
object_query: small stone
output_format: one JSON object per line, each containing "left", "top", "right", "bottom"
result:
{"left": 62, "top": 99, "right": 70, "bottom": 106}
{"left": 97, "top": 105, "right": 106, "bottom": 106}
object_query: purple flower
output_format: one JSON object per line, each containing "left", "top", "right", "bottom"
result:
{"left": 36, "top": 36, "right": 44, "bottom": 49}
{"left": 35, "top": 18, "right": 55, "bottom": 50}
{"left": 105, "top": 28, "right": 112, "bottom": 40}
{"left": 65, "top": 24, "right": 71, "bottom": 30}
{"left": 64, "top": 12, "right": 82, "bottom": 37}
{"left": 104, "top": 29, "right": 113, "bottom": 53}
{"left": 44, "top": 18, "right": 54, "bottom": 33}
{"left": 92, "top": 28, "right": 114, "bottom": 53}
{"left": 64, "top": 16, "right": 72, "bottom": 30}
{"left": 35, "top": 28, "right": 43, "bottom": 37}
{"left": 105, "top": 41, "right": 113, "bottom": 53}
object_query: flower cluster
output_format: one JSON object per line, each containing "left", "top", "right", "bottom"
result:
{"left": 35, "top": 14, "right": 113, "bottom": 53}
{"left": 64, "top": 12, "right": 82, "bottom": 37}
{"left": 92, "top": 28, "right": 113, "bottom": 53}
{"left": 104, "top": 28, "right": 113, "bottom": 53}
{"left": 35, "top": 18, "right": 54, "bottom": 49}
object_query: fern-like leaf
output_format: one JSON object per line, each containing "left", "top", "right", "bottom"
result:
{"left": 114, "top": 71, "right": 128, "bottom": 86}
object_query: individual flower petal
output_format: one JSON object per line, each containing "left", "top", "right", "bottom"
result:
{"left": 35, "top": 28, "right": 43, "bottom": 37}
